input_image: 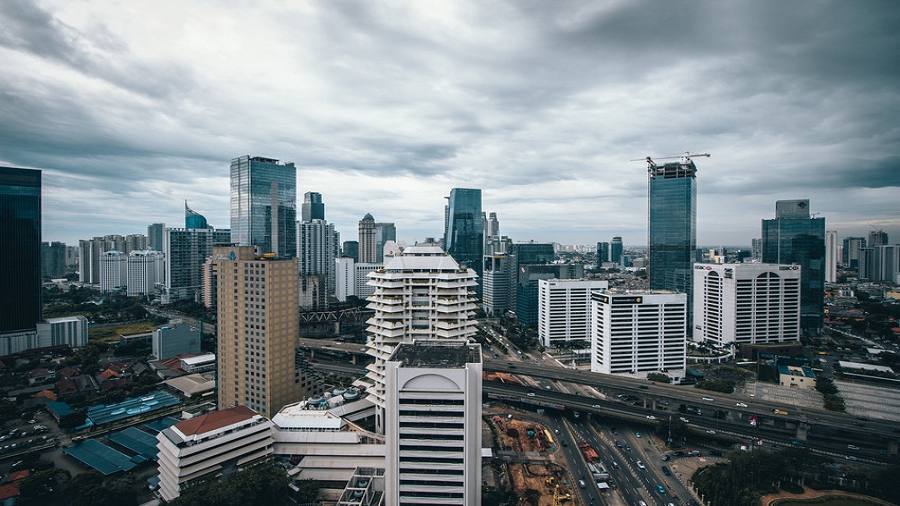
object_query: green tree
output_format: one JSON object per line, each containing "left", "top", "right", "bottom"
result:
{"left": 18, "top": 468, "right": 57, "bottom": 499}
{"left": 647, "top": 372, "right": 672, "bottom": 383}
{"left": 58, "top": 409, "right": 87, "bottom": 430}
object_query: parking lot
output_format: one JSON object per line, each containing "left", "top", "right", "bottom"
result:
{"left": 745, "top": 380, "right": 824, "bottom": 409}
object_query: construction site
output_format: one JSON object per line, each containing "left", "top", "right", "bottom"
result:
{"left": 488, "top": 413, "right": 576, "bottom": 506}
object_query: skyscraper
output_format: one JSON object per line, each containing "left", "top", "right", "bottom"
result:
{"left": 842, "top": 237, "right": 865, "bottom": 269}
{"left": 358, "top": 213, "right": 377, "bottom": 263}
{"left": 868, "top": 229, "right": 888, "bottom": 247}
{"left": 230, "top": 156, "right": 297, "bottom": 257}
{"left": 596, "top": 241, "right": 610, "bottom": 266}
{"left": 761, "top": 199, "right": 825, "bottom": 332}
{"left": 365, "top": 244, "right": 478, "bottom": 434}
{"left": 648, "top": 157, "right": 697, "bottom": 296}
{"left": 214, "top": 245, "right": 304, "bottom": 418}
{"left": 0, "top": 167, "right": 41, "bottom": 335}
{"left": 825, "top": 230, "right": 838, "bottom": 283}
{"left": 444, "top": 188, "right": 483, "bottom": 293}
{"left": 164, "top": 227, "right": 231, "bottom": 302}
{"left": 184, "top": 201, "right": 208, "bottom": 229}
{"left": 297, "top": 219, "right": 339, "bottom": 304}
{"left": 374, "top": 222, "right": 396, "bottom": 263}
{"left": 41, "top": 241, "right": 67, "bottom": 278}
{"left": 384, "top": 341, "right": 482, "bottom": 506}
{"left": 148, "top": 223, "right": 165, "bottom": 251}
{"left": 301, "top": 191, "right": 325, "bottom": 222}
{"left": 610, "top": 236, "right": 623, "bottom": 265}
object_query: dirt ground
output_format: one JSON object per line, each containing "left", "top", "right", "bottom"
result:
{"left": 488, "top": 414, "right": 575, "bottom": 506}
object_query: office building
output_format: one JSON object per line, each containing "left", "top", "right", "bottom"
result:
{"left": 610, "top": 236, "right": 623, "bottom": 266}
{"left": 301, "top": 191, "right": 325, "bottom": 222}
{"left": 164, "top": 227, "right": 231, "bottom": 303}
{"left": 125, "top": 234, "right": 149, "bottom": 253}
{"left": 482, "top": 236, "right": 514, "bottom": 317}
{"left": 0, "top": 315, "right": 89, "bottom": 357}
{"left": 483, "top": 212, "right": 499, "bottom": 247}
{"left": 444, "top": 188, "right": 483, "bottom": 295}
{"left": 868, "top": 229, "right": 889, "bottom": 247}
{"left": 374, "top": 222, "right": 397, "bottom": 264}
{"left": 100, "top": 251, "right": 128, "bottom": 292}
{"left": 384, "top": 341, "right": 482, "bottom": 506}
{"left": 127, "top": 250, "right": 164, "bottom": 297}
{"left": 215, "top": 246, "right": 304, "bottom": 418}
{"left": 860, "top": 245, "right": 900, "bottom": 283}
{"left": 596, "top": 241, "right": 610, "bottom": 267}
{"left": 335, "top": 258, "right": 381, "bottom": 302}
{"left": 842, "top": 236, "right": 865, "bottom": 269}
{"left": 148, "top": 223, "right": 165, "bottom": 251}
{"left": 184, "top": 202, "right": 208, "bottom": 229}
{"left": 0, "top": 167, "right": 41, "bottom": 335}
{"left": 516, "top": 264, "right": 583, "bottom": 328}
{"left": 342, "top": 240, "right": 359, "bottom": 262}
{"left": 156, "top": 406, "right": 275, "bottom": 502}
{"left": 761, "top": 199, "right": 825, "bottom": 332}
{"left": 41, "top": 241, "right": 67, "bottom": 278}
{"left": 152, "top": 323, "right": 202, "bottom": 360}
{"left": 692, "top": 263, "right": 801, "bottom": 346}
{"left": 230, "top": 155, "right": 297, "bottom": 257}
{"left": 538, "top": 279, "right": 609, "bottom": 348}
{"left": 297, "top": 219, "right": 340, "bottom": 298}
{"left": 358, "top": 214, "right": 377, "bottom": 263}
{"left": 648, "top": 157, "right": 698, "bottom": 297}
{"left": 365, "top": 245, "right": 477, "bottom": 434}
{"left": 825, "top": 231, "right": 838, "bottom": 283}
{"left": 590, "top": 291, "right": 687, "bottom": 376}
{"left": 79, "top": 235, "right": 128, "bottom": 284}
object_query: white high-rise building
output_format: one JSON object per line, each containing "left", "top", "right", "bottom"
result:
{"left": 825, "top": 230, "right": 838, "bottom": 283}
{"left": 693, "top": 263, "right": 801, "bottom": 346}
{"left": 538, "top": 279, "right": 609, "bottom": 348}
{"left": 365, "top": 244, "right": 477, "bottom": 434}
{"left": 590, "top": 291, "right": 686, "bottom": 376}
{"left": 127, "top": 250, "right": 164, "bottom": 297}
{"left": 99, "top": 250, "right": 128, "bottom": 292}
{"left": 335, "top": 258, "right": 382, "bottom": 302}
{"left": 384, "top": 341, "right": 482, "bottom": 506}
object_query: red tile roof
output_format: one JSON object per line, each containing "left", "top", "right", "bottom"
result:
{"left": 175, "top": 406, "right": 259, "bottom": 436}
{"left": 35, "top": 389, "right": 57, "bottom": 401}
{"left": 0, "top": 483, "right": 19, "bottom": 500}
{"left": 8, "top": 470, "right": 29, "bottom": 482}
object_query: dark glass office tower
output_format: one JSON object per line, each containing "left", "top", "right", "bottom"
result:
{"left": 444, "top": 188, "right": 483, "bottom": 292}
{"left": 301, "top": 192, "right": 325, "bottom": 222}
{"left": 648, "top": 159, "right": 697, "bottom": 296}
{"left": 610, "top": 236, "right": 623, "bottom": 265}
{"left": 762, "top": 199, "right": 825, "bottom": 332}
{"left": 184, "top": 202, "right": 208, "bottom": 229}
{"left": 596, "top": 241, "right": 610, "bottom": 266}
{"left": 230, "top": 156, "right": 297, "bottom": 257}
{"left": 0, "top": 167, "right": 41, "bottom": 333}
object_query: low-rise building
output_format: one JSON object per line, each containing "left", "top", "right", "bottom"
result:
{"left": 778, "top": 365, "right": 817, "bottom": 390}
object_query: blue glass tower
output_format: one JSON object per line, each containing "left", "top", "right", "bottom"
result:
{"left": 230, "top": 156, "right": 297, "bottom": 257}
{"left": 444, "top": 188, "right": 483, "bottom": 292}
{"left": 184, "top": 201, "right": 208, "bottom": 229}
{"left": 0, "top": 167, "right": 41, "bottom": 333}
{"left": 648, "top": 159, "right": 697, "bottom": 296}
{"left": 762, "top": 199, "right": 825, "bottom": 332}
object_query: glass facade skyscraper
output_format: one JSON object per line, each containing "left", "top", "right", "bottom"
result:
{"left": 230, "top": 156, "right": 297, "bottom": 257}
{"left": 184, "top": 202, "right": 208, "bottom": 229}
{"left": 762, "top": 199, "right": 825, "bottom": 332}
{"left": 648, "top": 159, "right": 697, "bottom": 296}
{"left": 445, "top": 188, "right": 483, "bottom": 293}
{"left": 0, "top": 167, "right": 41, "bottom": 334}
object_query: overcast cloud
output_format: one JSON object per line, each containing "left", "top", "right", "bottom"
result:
{"left": 1, "top": 0, "right": 898, "bottom": 247}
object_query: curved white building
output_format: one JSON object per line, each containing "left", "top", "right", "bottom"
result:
{"left": 364, "top": 244, "right": 477, "bottom": 434}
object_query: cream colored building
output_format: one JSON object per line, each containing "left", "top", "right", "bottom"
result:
{"left": 215, "top": 246, "right": 311, "bottom": 418}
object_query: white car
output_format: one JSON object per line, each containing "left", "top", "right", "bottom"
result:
{"left": 636, "top": 460, "right": 646, "bottom": 470}
{"left": 736, "top": 403, "right": 748, "bottom": 408}
{"left": 646, "top": 415, "right": 656, "bottom": 420}
{"left": 706, "top": 430, "right": 717, "bottom": 434}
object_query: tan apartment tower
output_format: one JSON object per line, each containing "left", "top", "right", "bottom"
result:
{"left": 214, "top": 245, "right": 301, "bottom": 418}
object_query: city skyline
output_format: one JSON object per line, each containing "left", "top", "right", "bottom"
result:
{"left": 1, "top": 2, "right": 898, "bottom": 247}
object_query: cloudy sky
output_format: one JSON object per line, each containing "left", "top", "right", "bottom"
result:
{"left": 2, "top": 1, "right": 898, "bottom": 248}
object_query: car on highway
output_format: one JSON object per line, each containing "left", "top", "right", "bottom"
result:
{"left": 615, "top": 440, "right": 623, "bottom": 448}
{"left": 661, "top": 455, "right": 670, "bottom": 461}
{"left": 847, "top": 444, "right": 859, "bottom": 450}
{"left": 526, "top": 392, "right": 535, "bottom": 397}
{"left": 611, "top": 461, "right": 619, "bottom": 468}
{"left": 635, "top": 432, "right": 641, "bottom": 438}
{"left": 735, "top": 402, "right": 748, "bottom": 407}
{"left": 657, "top": 484, "right": 666, "bottom": 494}
{"left": 625, "top": 444, "right": 632, "bottom": 452}
{"left": 661, "top": 465, "right": 671, "bottom": 476}
{"left": 646, "top": 415, "right": 656, "bottom": 420}
{"left": 592, "top": 404, "right": 602, "bottom": 408}
{"left": 702, "top": 397, "right": 714, "bottom": 401}
{"left": 706, "top": 430, "right": 716, "bottom": 434}
{"left": 636, "top": 460, "right": 646, "bottom": 470}
{"left": 679, "top": 417, "right": 690, "bottom": 423}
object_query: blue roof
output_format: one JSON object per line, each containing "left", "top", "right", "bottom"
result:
{"left": 63, "top": 439, "right": 138, "bottom": 475}
{"left": 46, "top": 401, "right": 75, "bottom": 418}
{"left": 107, "top": 427, "right": 160, "bottom": 461}
{"left": 86, "top": 391, "right": 181, "bottom": 426}
{"left": 144, "top": 417, "right": 180, "bottom": 433}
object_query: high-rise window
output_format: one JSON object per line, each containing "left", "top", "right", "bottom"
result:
{"left": 0, "top": 167, "right": 41, "bottom": 333}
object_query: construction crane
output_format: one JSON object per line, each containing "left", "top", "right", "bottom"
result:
{"left": 630, "top": 152, "right": 711, "bottom": 168}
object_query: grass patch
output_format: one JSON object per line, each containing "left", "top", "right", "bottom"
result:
{"left": 89, "top": 322, "right": 156, "bottom": 344}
